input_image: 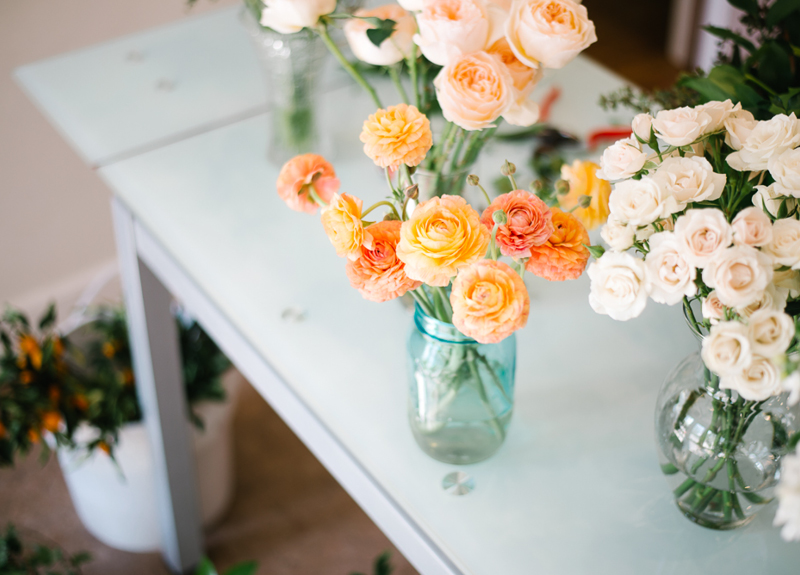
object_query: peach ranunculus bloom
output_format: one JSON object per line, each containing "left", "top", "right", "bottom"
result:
{"left": 321, "top": 193, "right": 374, "bottom": 261}
{"left": 360, "top": 104, "right": 433, "bottom": 169}
{"left": 396, "top": 195, "right": 491, "bottom": 286}
{"left": 276, "top": 154, "right": 340, "bottom": 214}
{"left": 434, "top": 51, "right": 539, "bottom": 131}
{"left": 345, "top": 5, "right": 417, "bottom": 66}
{"left": 487, "top": 37, "right": 541, "bottom": 95}
{"left": 413, "top": 0, "right": 498, "bottom": 67}
{"left": 558, "top": 160, "right": 611, "bottom": 231}
{"left": 450, "top": 260, "right": 530, "bottom": 344}
{"left": 481, "top": 190, "right": 553, "bottom": 258}
{"left": 526, "top": 207, "right": 590, "bottom": 281}
{"left": 345, "top": 220, "right": 422, "bottom": 302}
{"left": 505, "top": 0, "right": 597, "bottom": 70}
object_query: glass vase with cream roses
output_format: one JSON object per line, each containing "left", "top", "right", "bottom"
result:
{"left": 258, "top": 0, "right": 597, "bottom": 199}
{"left": 589, "top": 101, "right": 800, "bottom": 530}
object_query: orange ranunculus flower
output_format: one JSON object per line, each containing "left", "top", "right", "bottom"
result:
{"left": 487, "top": 37, "right": 541, "bottom": 94}
{"left": 360, "top": 104, "right": 433, "bottom": 169}
{"left": 18, "top": 334, "right": 42, "bottom": 370}
{"left": 41, "top": 410, "right": 62, "bottom": 433}
{"left": 346, "top": 221, "right": 422, "bottom": 302}
{"left": 397, "top": 195, "right": 491, "bottom": 287}
{"left": 276, "top": 154, "right": 340, "bottom": 214}
{"left": 481, "top": 190, "right": 553, "bottom": 258}
{"left": 558, "top": 160, "right": 611, "bottom": 230}
{"left": 526, "top": 207, "right": 590, "bottom": 281}
{"left": 321, "top": 193, "right": 374, "bottom": 261}
{"left": 451, "top": 260, "right": 530, "bottom": 344}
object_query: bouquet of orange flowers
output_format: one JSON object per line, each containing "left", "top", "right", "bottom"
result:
{"left": 277, "top": 101, "right": 592, "bottom": 462}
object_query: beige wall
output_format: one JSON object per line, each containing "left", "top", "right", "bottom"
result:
{"left": 0, "top": 0, "right": 236, "bottom": 320}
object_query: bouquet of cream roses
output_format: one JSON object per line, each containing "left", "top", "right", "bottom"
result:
{"left": 257, "top": 0, "right": 596, "bottom": 197}
{"left": 589, "top": 100, "right": 800, "bottom": 530}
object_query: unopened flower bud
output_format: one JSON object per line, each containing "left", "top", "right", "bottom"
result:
{"left": 555, "top": 179, "right": 570, "bottom": 195}
{"left": 492, "top": 210, "right": 508, "bottom": 225}
{"left": 467, "top": 174, "right": 480, "bottom": 186}
{"left": 530, "top": 180, "right": 543, "bottom": 192}
{"left": 500, "top": 161, "right": 516, "bottom": 177}
{"left": 405, "top": 184, "right": 419, "bottom": 200}
{"left": 579, "top": 194, "right": 593, "bottom": 208}
{"left": 383, "top": 212, "right": 399, "bottom": 221}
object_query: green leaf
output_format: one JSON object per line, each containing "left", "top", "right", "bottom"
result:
{"left": 365, "top": 18, "right": 396, "bottom": 48}
{"left": 224, "top": 561, "right": 258, "bottom": 575}
{"left": 682, "top": 77, "right": 733, "bottom": 103}
{"left": 38, "top": 303, "right": 57, "bottom": 331}
{"left": 660, "top": 462, "right": 680, "bottom": 475}
{"left": 767, "top": 0, "right": 800, "bottom": 27}
{"left": 373, "top": 551, "right": 393, "bottom": 575}
{"left": 195, "top": 557, "right": 219, "bottom": 575}
{"left": 788, "top": 431, "right": 800, "bottom": 451}
{"left": 703, "top": 25, "right": 756, "bottom": 53}
{"left": 728, "top": 0, "right": 759, "bottom": 15}
{"left": 585, "top": 244, "right": 605, "bottom": 259}
{"left": 756, "top": 41, "right": 792, "bottom": 93}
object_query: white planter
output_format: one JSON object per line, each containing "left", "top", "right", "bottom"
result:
{"left": 56, "top": 369, "right": 243, "bottom": 553}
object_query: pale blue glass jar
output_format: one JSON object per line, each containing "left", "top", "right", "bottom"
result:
{"left": 407, "top": 304, "right": 516, "bottom": 464}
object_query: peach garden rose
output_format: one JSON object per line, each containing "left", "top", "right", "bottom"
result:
{"left": 276, "top": 154, "right": 340, "bottom": 214}
{"left": 413, "top": 0, "right": 498, "bottom": 67}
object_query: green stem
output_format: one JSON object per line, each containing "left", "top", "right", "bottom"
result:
{"left": 389, "top": 65, "right": 409, "bottom": 104}
{"left": 407, "top": 44, "right": 420, "bottom": 109}
{"left": 307, "top": 185, "right": 328, "bottom": 207}
{"left": 410, "top": 288, "right": 436, "bottom": 318}
{"left": 316, "top": 23, "right": 382, "bottom": 109}
{"left": 362, "top": 200, "right": 400, "bottom": 220}
{"left": 466, "top": 349, "right": 506, "bottom": 442}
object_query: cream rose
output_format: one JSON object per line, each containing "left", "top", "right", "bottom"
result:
{"left": 398, "top": 0, "right": 424, "bottom": 10}
{"left": 695, "top": 100, "right": 740, "bottom": 133}
{"left": 753, "top": 183, "right": 798, "bottom": 218}
{"left": 414, "top": 0, "right": 498, "bottom": 66}
{"left": 345, "top": 5, "right": 417, "bottom": 66}
{"left": 723, "top": 109, "right": 757, "bottom": 151}
{"left": 631, "top": 113, "right": 653, "bottom": 143}
{"left": 652, "top": 106, "right": 712, "bottom": 148}
{"left": 702, "top": 245, "right": 774, "bottom": 308}
{"left": 775, "top": 268, "right": 800, "bottom": 298}
{"left": 702, "top": 320, "right": 753, "bottom": 377}
{"left": 596, "top": 137, "right": 648, "bottom": 181}
{"left": 768, "top": 148, "right": 800, "bottom": 196}
{"left": 731, "top": 206, "right": 773, "bottom": 247}
{"left": 587, "top": 252, "right": 649, "bottom": 321}
{"left": 505, "top": 0, "right": 596, "bottom": 69}
{"left": 727, "top": 113, "right": 800, "bottom": 172}
{"left": 748, "top": 309, "right": 795, "bottom": 358}
{"left": 644, "top": 231, "right": 697, "bottom": 305}
{"left": 702, "top": 291, "right": 726, "bottom": 324}
{"left": 259, "top": 0, "right": 336, "bottom": 33}
{"left": 722, "top": 356, "right": 782, "bottom": 401}
{"left": 609, "top": 177, "right": 676, "bottom": 226}
{"left": 651, "top": 156, "right": 726, "bottom": 210}
{"left": 762, "top": 218, "right": 800, "bottom": 268}
{"left": 674, "top": 208, "right": 732, "bottom": 268}
{"left": 600, "top": 215, "right": 635, "bottom": 252}
{"left": 736, "top": 283, "right": 789, "bottom": 318}
{"left": 783, "top": 371, "right": 800, "bottom": 406}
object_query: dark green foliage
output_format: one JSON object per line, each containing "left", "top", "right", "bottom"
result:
{"left": 350, "top": 551, "right": 393, "bottom": 575}
{"left": 0, "top": 524, "right": 90, "bottom": 575}
{"left": 194, "top": 557, "right": 258, "bottom": 575}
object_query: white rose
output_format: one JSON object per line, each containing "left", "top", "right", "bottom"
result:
{"left": 753, "top": 183, "right": 799, "bottom": 217}
{"left": 505, "top": 0, "right": 597, "bottom": 69}
{"left": 600, "top": 215, "right": 635, "bottom": 252}
{"left": 652, "top": 106, "right": 712, "bottom": 148}
{"left": 695, "top": 99, "right": 740, "bottom": 133}
{"left": 748, "top": 309, "right": 795, "bottom": 358}
{"left": 632, "top": 113, "right": 653, "bottom": 143}
{"left": 644, "top": 231, "right": 697, "bottom": 305}
{"left": 702, "top": 245, "right": 774, "bottom": 308}
{"left": 609, "top": 177, "right": 677, "bottom": 226}
{"left": 414, "top": 0, "right": 498, "bottom": 67}
{"left": 722, "top": 355, "right": 782, "bottom": 401}
{"left": 783, "top": 371, "right": 800, "bottom": 407}
{"left": 260, "top": 0, "right": 337, "bottom": 33}
{"left": 596, "top": 137, "right": 648, "bottom": 181}
{"left": 774, "top": 444, "right": 800, "bottom": 541}
{"left": 651, "top": 156, "right": 726, "bottom": 209}
{"left": 588, "top": 252, "right": 649, "bottom": 321}
{"left": 702, "top": 290, "right": 726, "bottom": 324}
{"left": 674, "top": 208, "right": 733, "bottom": 268}
{"left": 762, "top": 218, "right": 800, "bottom": 268}
{"left": 768, "top": 148, "right": 800, "bottom": 195}
{"left": 702, "top": 320, "right": 753, "bottom": 377}
{"left": 635, "top": 223, "right": 657, "bottom": 242}
{"left": 731, "top": 206, "right": 773, "bottom": 247}
{"left": 736, "top": 282, "right": 789, "bottom": 318}
{"left": 775, "top": 269, "right": 800, "bottom": 298}
{"left": 724, "top": 109, "right": 757, "bottom": 150}
{"left": 727, "top": 113, "right": 800, "bottom": 172}
{"left": 344, "top": 5, "right": 417, "bottom": 66}
{"left": 398, "top": 0, "right": 424, "bottom": 10}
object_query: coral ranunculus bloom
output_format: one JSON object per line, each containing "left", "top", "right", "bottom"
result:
{"left": 345, "top": 220, "right": 422, "bottom": 302}
{"left": 481, "top": 190, "right": 553, "bottom": 258}
{"left": 276, "top": 154, "right": 340, "bottom": 214}
{"left": 397, "top": 195, "right": 491, "bottom": 287}
{"left": 360, "top": 104, "right": 433, "bottom": 169}
{"left": 558, "top": 160, "right": 611, "bottom": 230}
{"left": 321, "top": 193, "right": 373, "bottom": 261}
{"left": 526, "top": 207, "right": 590, "bottom": 281}
{"left": 451, "top": 260, "right": 530, "bottom": 344}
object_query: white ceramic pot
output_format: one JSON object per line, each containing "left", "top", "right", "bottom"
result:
{"left": 56, "top": 369, "right": 243, "bottom": 553}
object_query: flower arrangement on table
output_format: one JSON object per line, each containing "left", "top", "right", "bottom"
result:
{"left": 255, "top": 0, "right": 597, "bottom": 195}
{"left": 588, "top": 100, "right": 800, "bottom": 530}
{"left": 276, "top": 93, "right": 592, "bottom": 462}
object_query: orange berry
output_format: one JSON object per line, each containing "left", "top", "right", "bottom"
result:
{"left": 98, "top": 441, "right": 111, "bottom": 455}
{"left": 102, "top": 341, "right": 116, "bottom": 359}
{"left": 0, "top": 421, "right": 6, "bottom": 438}
{"left": 19, "top": 371, "right": 33, "bottom": 385}
{"left": 52, "top": 336, "right": 64, "bottom": 358}
{"left": 49, "top": 386, "right": 61, "bottom": 404}
{"left": 122, "top": 368, "right": 135, "bottom": 386}
{"left": 28, "top": 429, "right": 40, "bottom": 444}
{"left": 41, "top": 411, "right": 62, "bottom": 433}
{"left": 18, "top": 335, "right": 42, "bottom": 370}
{"left": 73, "top": 394, "right": 89, "bottom": 411}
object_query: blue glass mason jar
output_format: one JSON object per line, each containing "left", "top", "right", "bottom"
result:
{"left": 407, "top": 304, "right": 516, "bottom": 464}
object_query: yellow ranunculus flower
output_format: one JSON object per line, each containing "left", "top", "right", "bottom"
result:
{"left": 321, "top": 193, "right": 373, "bottom": 261}
{"left": 558, "top": 160, "right": 611, "bottom": 231}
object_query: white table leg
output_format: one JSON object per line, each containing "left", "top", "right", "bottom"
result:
{"left": 111, "top": 198, "right": 204, "bottom": 573}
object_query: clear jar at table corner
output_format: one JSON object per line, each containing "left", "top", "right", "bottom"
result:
{"left": 407, "top": 303, "right": 516, "bottom": 465}
{"left": 655, "top": 351, "right": 800, "bottom": 530}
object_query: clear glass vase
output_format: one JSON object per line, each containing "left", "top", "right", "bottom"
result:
{"left": 407, "top": 304, "right": 516, "bottom": 464}
{"left": 655, "top": 352, "right": 800, "bottom": 530}
{"left": 240, "top": 10, "right": 328, "bottom": 165}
